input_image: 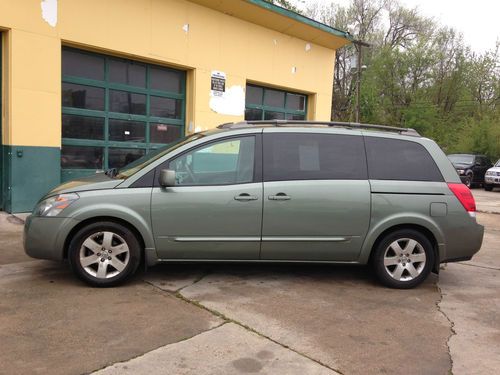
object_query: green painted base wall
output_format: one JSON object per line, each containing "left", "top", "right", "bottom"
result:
{"left": 1, "top": 145, "right": 61, "bottom": 213}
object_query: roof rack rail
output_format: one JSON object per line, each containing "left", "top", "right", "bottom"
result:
{"left": 217, "top": 120, "right": 420, "bottom": 136}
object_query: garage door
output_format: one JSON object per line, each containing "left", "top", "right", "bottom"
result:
{"left": 61, "top": 47, "right": 186, "bottom": 181}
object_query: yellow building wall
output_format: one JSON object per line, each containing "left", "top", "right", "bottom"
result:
{"left": 0, "top": 0, "right": 335, "bottom": 148}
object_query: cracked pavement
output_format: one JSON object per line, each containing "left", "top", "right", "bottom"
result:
{"left": 1, "top": 190, "right": 499, "bottom": 375}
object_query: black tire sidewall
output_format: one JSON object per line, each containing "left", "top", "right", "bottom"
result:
{"left": 372, "top": 229, "right": 435, "bottom": 289}
{"left": 484, "top": 185, "right": 493, "bottom": 191}
{"left": 68, "top": 221, "right": 141, "bottom": 287}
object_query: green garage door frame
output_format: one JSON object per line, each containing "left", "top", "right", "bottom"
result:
{"left": 62, "top": 47, "right": 186, "bottom": 182}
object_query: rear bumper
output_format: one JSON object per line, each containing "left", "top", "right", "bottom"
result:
{"left": 441, "top": 222, "right": 484, "bottom": 263}
{"left": 24, "top": 215, "right": 79, "bottom": 261}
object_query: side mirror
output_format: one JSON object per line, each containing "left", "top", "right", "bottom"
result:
{"left": 159, "top": 169, "right": 176, "bottom": 187}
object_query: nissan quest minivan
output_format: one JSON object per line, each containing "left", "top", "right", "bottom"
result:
{"left": 24, "top": 121, "right": 484, "bottom": 289}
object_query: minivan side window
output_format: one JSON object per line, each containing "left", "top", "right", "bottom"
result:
{"left": 365, "top": 137, "right": 443, "bottom": 182}
{"left": 168, "top": 136, "right": 255, "bottom": 186}
{"left": 263, "top": 133, "right": 367, "bottom": 181}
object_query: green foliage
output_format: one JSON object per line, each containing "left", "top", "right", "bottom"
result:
{"left": 303, "top": 0, "right": 500, "bottom": 159}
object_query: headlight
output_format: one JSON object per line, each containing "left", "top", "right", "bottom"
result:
{"left": 35, "top": 193, "right": 79, "bottom": 217}
{"left": 457, "top": 169, "right": 465, "bottom": 175}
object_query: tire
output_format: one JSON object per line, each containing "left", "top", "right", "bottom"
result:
{"left": 484, "top": 184, "right": 493, "bottom": 191}
{"left": 372, "top": 229, "right": 435, "bottom": 289}
{"left": 68, "top": 221, "right": 141, "bottom": 287}
{"left": 464, "top": 174, "right": 473, "bottom": 188}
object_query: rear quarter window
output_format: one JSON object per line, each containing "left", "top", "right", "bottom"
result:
{"left": 365, "top": 137, "right": 444, "bottom": 182}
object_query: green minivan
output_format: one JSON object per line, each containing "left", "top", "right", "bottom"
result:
{"left": 24, "top": 121, "right": 484, "bottom": 288}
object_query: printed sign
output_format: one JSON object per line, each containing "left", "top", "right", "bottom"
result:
{"left": 211, "top": 71, "right": 226, "bottom": 97}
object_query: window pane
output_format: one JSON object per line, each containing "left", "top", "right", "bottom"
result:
{"left": 245, "top": 108, "right": 263, "bottom": 121}
{"left": 108, "top": 148, "right": 146, "bottom": 169}
{"left": 286, "top": 93, "right": 306, "bottom": 111}
{"left": 62, "top": 49, "right": 104, "bottom": 80}
{"left": 109, "top": 90, "right": 146, "bottom": 115}
{"left": 150, "top": 96, "right": 182, "bottom": 118}
{"left": 109, "top": 59, "right": 146, "bottom": 87}
{"left": 62, "top": 83, "right": 105, "bottom": 111}
{"left": 150, "top": 123, "right": 182, "bottom": 144}
{"left": 286, "top": 113, "right": 305, "bottom": 120}
{"left": 150, "top": 67, "right": 183, "bottom": 93}
{"left": 264, "top": 133, "right": 367, "bottom": 181}
{"left": 246, "top": 85, "right": 263, "bottom": 105}
{"left": 263, "top": 89, "right": 285, "bottom": 108}
{"left": 61, "top": 146, "right": 103, "bottom": 169}
{"left": 169, "top": 137, "right": 255, "bottom": 185}
{"left": 365, "top": 137, "right": 443, "bottom": 181}
{"left": 62, "top": 115, "right": 104, "bottom": 140}
{"left": 264, "top": 111, "right": 285, "bottom": 120}
{"left": 109, "top": 119, "right": 146, "bottom": 142}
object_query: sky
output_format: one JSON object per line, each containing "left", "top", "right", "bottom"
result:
{"left": 300, "top": 0, "right": 500, "bottom": 53}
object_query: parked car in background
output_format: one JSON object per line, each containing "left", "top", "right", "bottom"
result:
{"left": 24, "top": 121, "right": 484, "bottom": 289}
{"left": 484, "top": 159, "right": 500, "bottom": 191}
{"left": 447, "top": 154, "right": 492, "bottom": 188}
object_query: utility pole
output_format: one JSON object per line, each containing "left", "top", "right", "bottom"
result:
{"left": 352, "top": 40, "right": 370, "bottom": 123}
{"left": 356, "top": 43, "right": 362, "bottom": 123}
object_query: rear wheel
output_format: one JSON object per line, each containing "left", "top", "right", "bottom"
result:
{"left": 484, "top": 184, "right": 493, "bottom": 191}
{"left": 68, "top": 221, "right": 141, "bottom": 287}
{"left": 372, "top": 229, "right": 434, "bottom": 289}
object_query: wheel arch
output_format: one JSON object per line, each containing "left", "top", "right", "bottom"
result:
{"left": 360, "top": 217, "right": 444, "bottom": 274}
{"left": 63, "top": 216, "right": 148, "bottom": 263}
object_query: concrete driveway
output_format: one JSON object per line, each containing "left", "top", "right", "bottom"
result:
{"left": 1, "top": 189, "right": 499, "bottom": 374}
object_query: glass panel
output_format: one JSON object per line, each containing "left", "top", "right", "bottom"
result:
{"left": 108, "top": 148, "right": 146, "bottom": 169}
{"left": 62, "top": 49, "right": 104, "bottom": 80}
{"left": 264, "top": 111, "right": 285, "bottom": 120}
{"left": 263, "top": 134, "right": 368, "bottom": 181}
{"left": 365, "top": 137, "right": 444, "bottom": 182}
{"left": 109, "top": 119, "right": 146, "bottom": 142}
{"left": 150, "top": 67, "right": 183, "bottom": 93}
{"left": 109, "top": 59, "right": 146, "bottom": 87}
{"left": 169, "top": 137, "right": 255, "bottom": 185}
{"left": 150, "top": 96, "right": 182, "bottom": 118}
{"left": 246, "top": 85, "right": 263, "bottom": 105}
{"left": 62, "top": 114, "right": 104, "bottom": 140}
{"left": 109, "top": 90, "right": 146, "bottom": 115}
{"left": 286, "top": 93, "right": 306, "bottom": 111}
{"left": 150, "top": 123, "right": 182, "bottom": 144}
{"left": 62, "top": 83, "right": 105, "bottom": 111}
{"left": 244, "top": 108, "right": 263, "bottom": 121}
{"left": 263, "top": 88, "right": 285, "bottom": 108}
{"left": 61, "top": 146, "right": 103, "bottom": 169}
{"left": 286, "top": 113, "right": 305, "bottom": 120}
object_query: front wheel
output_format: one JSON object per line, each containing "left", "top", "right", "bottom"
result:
{"left": 372, "top": 229, "right": 435, "bottom": 289}
{"left": 464, "top": 174, "right": 473, "bottom": 188}
{"left": 484, "top": 184, "right": 493, "bottom": 191}
{"left": 68, "top": 221, "right": 141, "bottom": 287}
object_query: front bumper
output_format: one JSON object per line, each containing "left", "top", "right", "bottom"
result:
{"left": 485, "top": 176, "right": 500, "bottom": 185}
{"left": 24, "top": 215, "right": 80, "bottom": 261}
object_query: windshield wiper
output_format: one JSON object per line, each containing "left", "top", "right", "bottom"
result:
{"left": 104, "top": 168, "right": 118, "bottom": 178}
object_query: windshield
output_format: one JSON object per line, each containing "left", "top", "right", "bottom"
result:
{"left": 116, "top": 133, "right": 205, "bottom": 179}
{"left": 448, "top": 154, "right": 474, "bottom": 164}
{"left": 495, "top": 159, "right": 500, "bottom": 167}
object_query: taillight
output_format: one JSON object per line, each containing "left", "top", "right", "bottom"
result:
{"left": 448, "top": 183, "right": 476, "bottom": 217}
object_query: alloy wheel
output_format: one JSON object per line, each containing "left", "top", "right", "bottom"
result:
{"left": 383, "top": 238, "right": 426, "bottom": 282}
{"left": 79, "top": 231, "right": 130, "bottom": 279}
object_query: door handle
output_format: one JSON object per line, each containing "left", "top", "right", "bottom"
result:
{"left": 234, "top": 193, "right": 258, "bottom": 201}
{"left": 268, "top": 193, "right": 291, "bottom": 201}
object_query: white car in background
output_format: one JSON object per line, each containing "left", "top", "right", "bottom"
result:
{"left": 484, "top": 159, "right": 500, "bottom": 191}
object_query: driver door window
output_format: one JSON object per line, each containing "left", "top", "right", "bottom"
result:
{"left": 169, "top": 137, "right": 255, "bottom": 185}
